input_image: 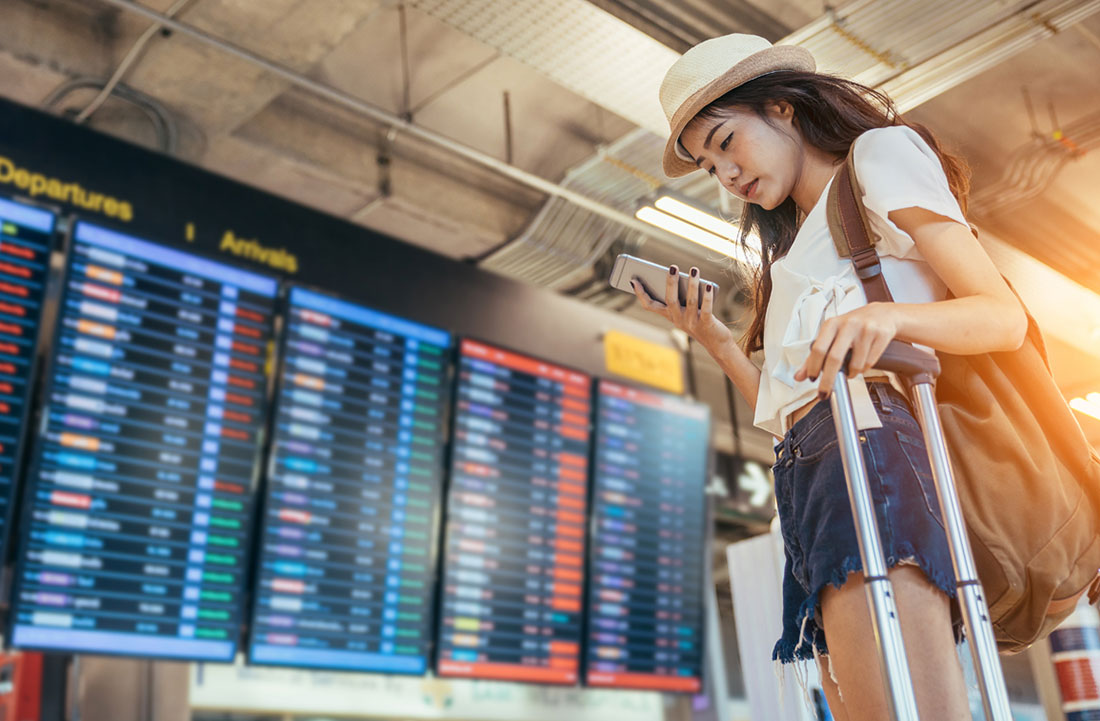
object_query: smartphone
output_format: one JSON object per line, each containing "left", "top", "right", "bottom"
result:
{"left": 609, "top": 253, "right": 718, "bottom": 308}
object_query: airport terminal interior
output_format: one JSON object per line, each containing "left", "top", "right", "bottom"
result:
{"left": 0, "top": 0, "right": 1100, "bottom": 719}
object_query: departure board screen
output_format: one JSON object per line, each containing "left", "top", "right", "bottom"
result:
{"left": 0, "top": 198, "right": 55, "bottom": 556}
{"left": 248, "top": 286, "right": 451, "bottom": 674}
{"left": 436, "top": 339, "right": 591, "bottom": 685}
{"left": 585, "top": 380, "right": 709, "bottom": 692}
{"left": 10, "top": 221, "right": 277, "bottom": 661}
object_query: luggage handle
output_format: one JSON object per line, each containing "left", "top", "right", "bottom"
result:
{"left": 841, "top": 340, "right": 941, "bottom": 384}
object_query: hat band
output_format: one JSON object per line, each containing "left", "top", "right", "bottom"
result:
{"left": 674, "top": 138, "right": 694, "bottom": 163}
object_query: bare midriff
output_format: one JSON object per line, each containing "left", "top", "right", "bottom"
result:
{"left": 788, "top": 398, "right": 819, "bottom": 430}
{"left": 785, "top": 377, "right": 895, "bottom": 433}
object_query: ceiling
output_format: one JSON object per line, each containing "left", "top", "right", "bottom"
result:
{"left": 4, "top": 0, "right": 1100, "bottom": 455}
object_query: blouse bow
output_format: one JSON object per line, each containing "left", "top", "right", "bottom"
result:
{"left": 772, "top": 269, "right": 864, "bottom": 388}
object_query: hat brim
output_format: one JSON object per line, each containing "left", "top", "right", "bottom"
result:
{"left": 661, "top": 45, "right": 815, "bottom": 178}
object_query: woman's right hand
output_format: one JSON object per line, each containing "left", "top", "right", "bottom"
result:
{"left": 631, "top": 264, "right": 734, "bottom": 354}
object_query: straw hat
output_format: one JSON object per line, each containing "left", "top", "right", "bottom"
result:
{"left": 659, "top": 34, "right": 815, "bottom": 177}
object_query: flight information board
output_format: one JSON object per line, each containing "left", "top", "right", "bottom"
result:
{"left": 0, "top": 198, "right": 55, "bottom": 558}
{"left": 248, "top": 286, "right": 451, "bottom": 674}
{"left": 436, "top": 340, "right": 591, "bottom": 685}
{"left": 585, "top": 381, "right": 709, "bottom": 692}
{"left": 9, "top": 221, "right": 278, "bottom": 661}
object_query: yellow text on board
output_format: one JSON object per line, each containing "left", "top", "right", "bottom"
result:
{"left": 603, "top": 330, "right": 683, "bottom": 394}
{"left": 0, "top": 155, "right": 133, "bottom": 222}
{"left": 219, "top": 229, "right": 298, "bottom": 273}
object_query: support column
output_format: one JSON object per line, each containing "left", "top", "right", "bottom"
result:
{"left": 1046, "top": 599, "right": 1100, "bottom": 720}
{"left": 73, "top": 657, "right": 188, "bottom": 721}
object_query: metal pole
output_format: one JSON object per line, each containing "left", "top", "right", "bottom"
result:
{"left": 910, "top": 383, "right": 1013, "bottom": 721}
{"left": 503, "top": 90, "right": 514, "bottom": 165}
{"left": 41, "top": 654, "right": 70, "bottom": 721}
{"left": 829, "top": 374, "right": 919, "bottom": 721}
{"left": 92, "top": 0, "right": 680, "bottom": 243}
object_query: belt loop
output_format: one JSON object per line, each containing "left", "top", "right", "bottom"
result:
{"left": 873, "top": 380, "right": 893, "bottom": 414}
{"left": 777, "top": 431, "right": 795, "bottom": 462}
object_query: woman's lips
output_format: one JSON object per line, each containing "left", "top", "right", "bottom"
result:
{"left": 741, "top": 179, "right": 758, "bottom": 199}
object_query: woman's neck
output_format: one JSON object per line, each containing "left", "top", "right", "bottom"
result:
{"left": 790, "top": 146, "right": 845, "bottom": 215}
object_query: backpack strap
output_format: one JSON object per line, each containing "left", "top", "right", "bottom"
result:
{"left": 826, "top": 140, "right": 985, "bottom": 302}
{"left": 825, "top": 147, "right": 894, "bottom": 303}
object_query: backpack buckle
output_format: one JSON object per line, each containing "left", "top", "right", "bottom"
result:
{"left": 852, "top": 248, "right": 882, "bottom": 280}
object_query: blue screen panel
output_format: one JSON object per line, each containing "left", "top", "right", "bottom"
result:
{"left": 435, "top": 340, "right": 592, "bottom": 686}
{"left": 9, "top": 221, "right": 278, "bottom": 662}
{"left": 247, "top": 286, "right": 451, "bottom": 674}
{"left": 584, "top": 380, "right": 709, "bottom": 692}
{"left": 0, "top": 198, "right": 55, "bottom": 559}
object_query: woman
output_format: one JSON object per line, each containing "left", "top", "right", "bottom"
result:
{"left": 633, "top": 33, "right": 1026, "bottom": 720}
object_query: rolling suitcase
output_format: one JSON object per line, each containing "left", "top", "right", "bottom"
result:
{"left": 828, "top": 341, "right": 1012, "bottom": 720}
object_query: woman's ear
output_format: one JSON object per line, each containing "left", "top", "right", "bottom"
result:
{"left": 768, "top": 101, "right": 795, "bottom": 123}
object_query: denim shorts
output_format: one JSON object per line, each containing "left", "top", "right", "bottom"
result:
{"left": 771, "top": 381, "right": 960, "bottom": 663}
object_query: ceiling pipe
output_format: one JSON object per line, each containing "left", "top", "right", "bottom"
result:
{"left": 93, "top": 0, "right": 685, "bottom": 245}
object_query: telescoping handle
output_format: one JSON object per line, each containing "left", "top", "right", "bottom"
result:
{"left": 843, "top": 341, "right": 941, "bottom": 384}
{"left": 828, "top": 370, "right": 920, "bottom": 720}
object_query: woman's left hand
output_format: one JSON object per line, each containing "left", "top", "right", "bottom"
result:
{"left": 794, "top": 302, "right": 899, "bottom": 398}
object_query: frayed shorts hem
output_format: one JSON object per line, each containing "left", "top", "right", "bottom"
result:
{"left": 771, "top": 549, "right": 957, "bottom": 664}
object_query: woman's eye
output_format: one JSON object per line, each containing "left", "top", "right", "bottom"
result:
{"left": 719, "top": 133, "right": 732, "bottom": 151}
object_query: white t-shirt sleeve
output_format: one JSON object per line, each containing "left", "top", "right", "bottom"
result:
{"left": 851, "top": 126, "right": 970, "bottom": 259}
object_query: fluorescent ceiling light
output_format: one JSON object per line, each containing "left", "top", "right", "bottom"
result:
{"left": 656, "top": 195, "right": 762, "bottom": 256}
{"left": 635, "top": 206, "right": 738, "bottom": 257}
{"left": 1070, "top": 396, "right": 1100, "bottom": 421}
{"left": 637, "top": 195, "right": 762, "bottom": 260}
{"left": 654, "top": 196, "right": 738, "bottom": 240}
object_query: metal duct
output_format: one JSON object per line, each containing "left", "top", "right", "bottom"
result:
{"left": 479, "top": 128, "right": 723, "bottom": 292}
{"left": 970, "top": 111, "right": 1100, "bottom": 216}
{"left": 787, "top": 0, "right": 1100, "bottom": 112}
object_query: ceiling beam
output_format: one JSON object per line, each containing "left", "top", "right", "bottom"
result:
{"left": 92, "top": 0, "right": 691, "bottom": 249}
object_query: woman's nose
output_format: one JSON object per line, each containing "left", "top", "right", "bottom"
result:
{"left": 718, "top": 173, "right": 741, "bottom": 194}
{"left": 715, "top": 162, "right": 739, "bottom": 187}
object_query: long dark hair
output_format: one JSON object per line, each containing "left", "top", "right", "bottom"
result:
{"left": 686, "top": 71, "right": 970, "bottom": 353}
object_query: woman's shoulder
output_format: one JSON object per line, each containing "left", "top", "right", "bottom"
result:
{"left": 848, "top": 124, "right": 956, "bottom": 201}
{"left": 845, "top": 124, "right": 970, "bottom": 254}
{"left": 852, "top": 125, "right": 939, "bottom": 166}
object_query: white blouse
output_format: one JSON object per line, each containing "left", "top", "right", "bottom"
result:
{"left": 753, "top": 126, "right": 971, "bottom": 438}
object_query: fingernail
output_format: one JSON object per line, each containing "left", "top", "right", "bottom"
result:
{"left": 809, "top": 375, "right": 818, "bottom": 382}
{"left": 669, "top": 266, "right": 678, "bottom": 275}
{"left": 690, "top": 268, "right": 698, "bottom": 277}
{"left": 817, "top": 391, "right": 828, "bottom": 401}
{"left": 705, "top": 284, "right": 712, "bottom": 293}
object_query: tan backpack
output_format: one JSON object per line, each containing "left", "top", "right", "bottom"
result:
{"left": 826, "top": 148, "right": 1100, "bottom": 653}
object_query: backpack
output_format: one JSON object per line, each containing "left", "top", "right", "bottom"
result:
{"left": 825, "top": 147, "right": 1100, "bottom": 653}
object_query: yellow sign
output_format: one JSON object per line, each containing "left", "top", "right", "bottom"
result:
{"left": 603, "top": 330, "right": 683, "bottom": 394}
{"left": 220, "top": 229, "right": 298, "bottom": 273}
{"left": 0, "top": 155, "right": 133, "bottom": 222}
